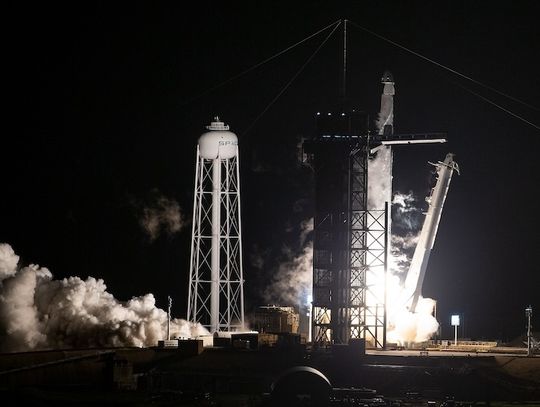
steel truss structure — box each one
[349,149,388,347]
[188,146,245,332]
[308,133,388,347]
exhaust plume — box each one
[0,243,207,353]
[261,148,440,344]
[368,149,439,344]
[263,218,313,307]
[393,191,423,231]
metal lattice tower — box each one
[349,147,388,347]
[304,117,388,347]
[187,117,245,333]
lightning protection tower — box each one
[188,117,245,333]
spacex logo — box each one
[219,140,238,146]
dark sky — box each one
[3,1,539,342]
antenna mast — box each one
[167,296,172,340]
[342,19,348,102]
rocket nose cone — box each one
[381,70,394,83]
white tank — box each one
[198,117,238,159]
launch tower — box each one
[304,110,390,347]
[188,117,245,333]
[305,72,446,348]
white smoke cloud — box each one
[0,263,49,351]
[0,244,19,281]
[367,149,439,345]
[250,251,265,270]
[392,233,420,251]
[139,192,185,242]
[368,146,393,210]
[390,233,420,277]
[386,297,439,344]
[264,219,313,307]
[299,218,314,246]
[0,244,207,353]
[393,191,422,231]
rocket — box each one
[404,153,460,313]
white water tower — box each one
[187,117,245,333]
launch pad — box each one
[1,343,539,406]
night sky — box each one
[3,2,539,342]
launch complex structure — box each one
[302,71,455,348]
[303,22,458,348]
[186,21,460,349]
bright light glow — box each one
[368,147,440,345]
[255,147,443,346]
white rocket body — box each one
[404,153,459,313]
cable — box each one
[180,19,342,107]
[241,21,342,136]
[453,81,540,131]
[348,20,539,112]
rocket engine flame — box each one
[0,243,207,353]
[262,148,442,345]
[368,149,440,345]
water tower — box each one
[187,117,245,333]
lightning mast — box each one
[526,305,533,357]
[167,295,172,340]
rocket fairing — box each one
[404,153,460,313]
